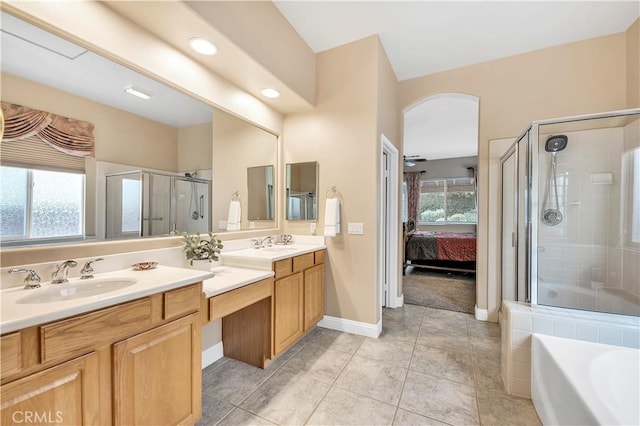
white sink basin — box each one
[17,277,138,304]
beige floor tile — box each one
[473,356,506,393]
[216,408,276,426]
[312,328,366,354]
[355,336,415,368]
[382,317,422,343]
[410,344,474,384]
[422,307,470,332]
[469,335,501,360]
[239,370,329,425]
[202,358,276,404]
[280,343,352,384]
[399,370,479,425]
[384,304,426,322]
[392,408,450,426]
[306,387,396,426]
[476,388,541,426]
[416,325,471,355]
[466,318,501,339]
[334,355,408,405]
[196,395,234,426]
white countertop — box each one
[202,266,275,298]
[221,243,326,271]
[0,265,213,334]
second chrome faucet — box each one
[51,260,78,284]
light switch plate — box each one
[310,222,317,234]
[347,223,364,234]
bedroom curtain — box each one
[404,171,422,224]
[1,102,95,157]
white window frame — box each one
[418,177,477,225]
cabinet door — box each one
[274,273,303,355]
[1,352,101,425]
[113,313,201,426]
[304,264,324,332]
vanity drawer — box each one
[274,258,293,279]
[1,332,22,379]
[314,250,325,265]
[209,278,273,321]
[164,283,202,320]
[293,253,314,273]
[40,298,153,363]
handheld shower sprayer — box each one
[542,135,568,226]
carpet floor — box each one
[403,266,476,314]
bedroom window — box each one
[0,166,85,242]
[419,177,477,224]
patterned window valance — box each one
[1,102,95,157]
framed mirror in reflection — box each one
[0,12,278,246]
[286,162,318,221]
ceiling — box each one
[0,12,212,128]
[275,1,638,163]
[275,1,639,81]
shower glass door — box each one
[501,149,518,302]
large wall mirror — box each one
[0,11,277,246]
[286,162,318,220]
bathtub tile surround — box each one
[501,300,640,399]
[199,304,540,426]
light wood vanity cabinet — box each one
[273,250,324,356]
[0,282,202,426]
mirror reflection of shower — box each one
[105,170,211,238]
[541,135,568,226]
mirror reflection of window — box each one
[0,166,84,242]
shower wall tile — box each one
[598,326,624,346]
[575,323,598,343]
[622,328,640,349]
[552,320,576,338]
[532,317,553,335]
[512,313,532,332]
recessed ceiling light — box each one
[188,37,218,56]
[124,86,153,100]
[260,88,280,99]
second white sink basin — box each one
[17,277,138,304]
[261,246,297,253]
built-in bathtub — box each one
[531,333,640,426]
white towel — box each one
[324,198,340,237]
[226,200,241,231]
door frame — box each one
[379,134,401,310]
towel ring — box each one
[231,190,240,201]
[325,186,341,199]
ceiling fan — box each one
[403,155,427,167]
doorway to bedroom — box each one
[402,93,479,314]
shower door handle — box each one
[200,195,204,219]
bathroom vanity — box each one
[0,267,211,425]
[202,244,325,368]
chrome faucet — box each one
[261,236,274,248]
[51,260,77,284]
[251,238,263,249]
[9,268,42,289]
[80,258,104,280]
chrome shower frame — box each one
[500,108,640,308]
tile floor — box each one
[198,304,541,426]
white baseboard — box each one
[202,341,224,369]
[475,305,489,321]
[394,294,404,308]
[318,315,382,338]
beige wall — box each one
[212,109,278,232]
[178,123,214,173]
[627,18,640,108]
[399,33,628,315]
[284,36,381,324]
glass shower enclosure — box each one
[501,108,640,317]
[106,171,211,239]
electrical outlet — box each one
[347,223,364,234]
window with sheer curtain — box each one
[419,177,477,224]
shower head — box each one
[545,135,568,153]
[184,171,197,179]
